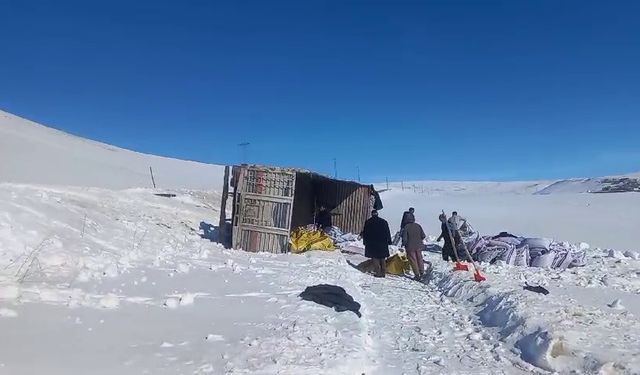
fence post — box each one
[149,167,156,189]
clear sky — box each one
[1,0,639,182]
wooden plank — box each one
[241,192,295,204]
[218,166,230,247]
[284,173,296,253]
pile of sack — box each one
[290,226,335,253]
[462,230,587,270]
[356,252,413,275]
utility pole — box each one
[357,166,361,182]
[333,158,337,179]
[238,142,250,164]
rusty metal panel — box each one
[232,165,295,253]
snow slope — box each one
[0,110,224,189]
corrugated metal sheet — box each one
[315,178,371,234]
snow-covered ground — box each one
[1,182,639,374]
[0,110,224,189]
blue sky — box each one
[1,0,639,182]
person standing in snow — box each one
[437,214,458,262]
[448,211,467,256]
[400,207,415,230]
[316,205,332,233]
[448,211,467,233]
[361,210,392,278]
[402,216,426,280]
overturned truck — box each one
[218,164,381,253]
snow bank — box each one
[427,249,640,373]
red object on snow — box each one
[473,270,486,282]
[453,261,469,271]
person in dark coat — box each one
[316,205,332,232]
[402,216,426,280]
[400,207,415,230]
[361,210,391,277]
[437,214,458,262]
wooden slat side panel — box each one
[233,165,296,253]
[236,229,288,253]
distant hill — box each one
[535,173,640,195]
[0,110,224,190]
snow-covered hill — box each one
[377,180,551,196]
[0,110,224,190]
[535,173,640,194]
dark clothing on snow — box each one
[402,222,426,252]
[316,209,332,229]
[523,284,550,295]
[361,216,391,259]
[400,211,415,230]
[299,284,361,317]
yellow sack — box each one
[290,227,335,253]
[385,252,412,275]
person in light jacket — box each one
[402,216,426,280]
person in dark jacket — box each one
[402,216,426,280]
[400,207,415,230]
[361,210,391,277]
[437,214,458,262]
[316,205,332,232]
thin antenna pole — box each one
[238,142,250,164]
[333,158,337,179]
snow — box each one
[0,110,223,189]
[0,308,18,318]
[1,110,639,373]
[0,182,638,374]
